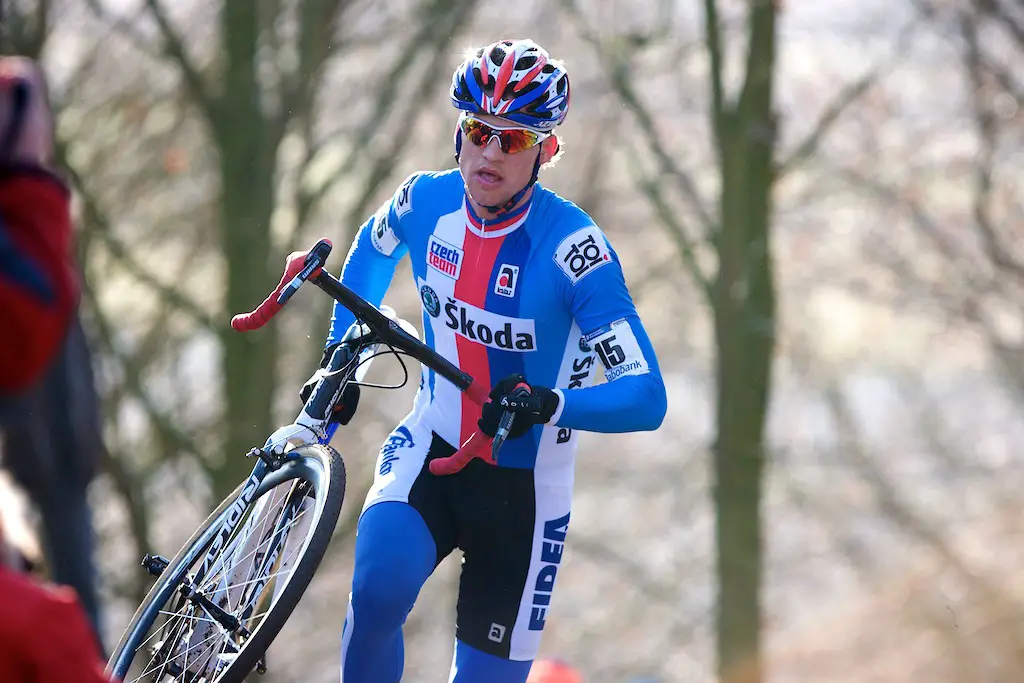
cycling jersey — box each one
[328,169,666,479]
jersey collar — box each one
[464,190,533,239]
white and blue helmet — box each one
[450,39,571,132]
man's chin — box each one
[467,185,512,212]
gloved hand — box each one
[298,343,361,426]
[478,374,559,440]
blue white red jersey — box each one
[328,169,665,476]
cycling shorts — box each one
[359,415,573,661]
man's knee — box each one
[349,502,435,626]
[350,557,423,624]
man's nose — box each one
[481,136,505,160]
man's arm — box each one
[326,174,419,343]
[550,225,667,433]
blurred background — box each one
[2,0,1023,681]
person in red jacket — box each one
[0,56,77,396]
[0,512,113,682]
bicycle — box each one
[106,238,504,683]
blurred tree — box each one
[74,0,480,499]
[839,0,1024,398]
[141,0,364,497]
[0,0,51,56]
[561,1,878,681]
[699,4,778,682]
[562,2,778,680]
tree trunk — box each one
[213,1,280,498]
[711,2,778,682]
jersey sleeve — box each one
[548,224,667,433]
[326,173,419,344]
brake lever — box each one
[489,383,531,462]
[491,410,515,461]
[277,239,333,306]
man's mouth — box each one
[476,169,503,186]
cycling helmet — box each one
[450,39,570,132]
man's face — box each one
[458,113,552,212]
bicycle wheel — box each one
[107,444,346,683]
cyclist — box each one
[319,38,667,683]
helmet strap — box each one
[454,127,463,162]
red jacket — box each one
[0,565,113,682]
[0,167,78,393]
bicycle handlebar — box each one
[230,239,495,474]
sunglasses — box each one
[459,114,552,155]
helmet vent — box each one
[515,55,538,70]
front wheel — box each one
[107,444,346,683]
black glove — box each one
[299,343,361,426]
[478,374,559,440]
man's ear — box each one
[539,135,560,165]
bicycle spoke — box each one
[133,626,224,683]
[197,500,310,597]
[129,605,192,675]
[197,503,312,615]
[155,610,218,625]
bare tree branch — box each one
[626,144,713,297]
[629,255,687,303]
[281,0,349,131]
[82,0,163,60]
[979,0,1024,49]
[58,150,220,332]
[340,0,479,233]
[83,281,209,466]
[776,69,879,177]
[702,0,726,146]
[100,443,153,601]
[143,0,217,121]
[960,9,1024,284]
[291,0,481,251]
[820,378,1024,659]
[558,0,716,234]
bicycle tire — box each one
[106,444,346,682]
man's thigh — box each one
[452,463,573,662]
